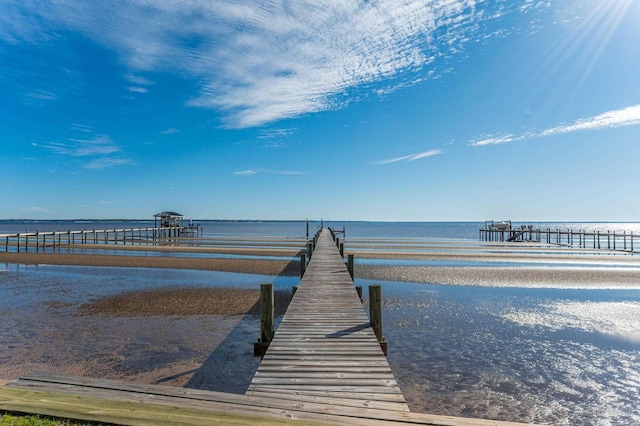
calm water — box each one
[3,219,640,240]
[1,220,640,424]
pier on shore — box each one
[0,225,202,253]
[480,221,637,253]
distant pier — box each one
[480,221,637,253]
[0,225,202,253]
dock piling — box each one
[369,284,386,355]
[254,283,274,358]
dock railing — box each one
[0,225,202,253]
[480,226,637,253]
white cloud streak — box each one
[1,0,542,128]
[234,169,305,176]
[34,134,135,170]
[541,104,640,136]
[127,86,148,94]
[21,206,53,213]
[470,104,640,147]
[374,149,444,165]
[37,135,120,157]
[84,157,136,170]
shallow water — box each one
[363,280,640,424]
[1,265,639,425]
[357,257,640,269]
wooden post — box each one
[16,235,20,253]
[254,283,274,358]
[347,254,354,280]
[307,241,313,258]
[356,286,363,304]
[35,232,39,253]
[24,234,28,252]
[300,254,306,278]
[292,286,298,297]
[339,242,344,258]
[369,285,386,355]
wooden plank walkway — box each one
[2,372,535,425]
[247,229,409,413]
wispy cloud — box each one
[36,135,121,157]
[234,169,258,176]
[124,73,153,86]
[34,133,135,170]
[469,134,518,147]
[24,90,57,101]
[84,157,136,170]
[127,86,148,94]
[161,128,180,134]
[1,1,545,128]
[257,128,297,139]
[21,206,53,214]
[234,169,305,176]
[374,149,444,165]
[541,104,640,136]
[470,104,640,147]
[124,73,153,94]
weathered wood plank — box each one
[249,229,409,412]
[4,374,537,425]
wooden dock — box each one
[0,228,536,425]
[248,229,406,412]
[479,225,637,253]
[0,225,202,253]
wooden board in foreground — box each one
[2,373,538,425]
[0,387,324,426]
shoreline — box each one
[0,251,300,276]
[3,247,640,288]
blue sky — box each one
[1,0,639,221]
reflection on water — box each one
[1,265,639,425]
[366,280,640,425]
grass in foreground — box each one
[0,413,101,426]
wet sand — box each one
[357,265,640,288]
[0,251,300,276]
[2,244,640,399]
[77,287,290,317]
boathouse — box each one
[153,211,184,228]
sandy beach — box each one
[3,245,639,288]
[0,250,301,276]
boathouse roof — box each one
[153,211,183,218]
